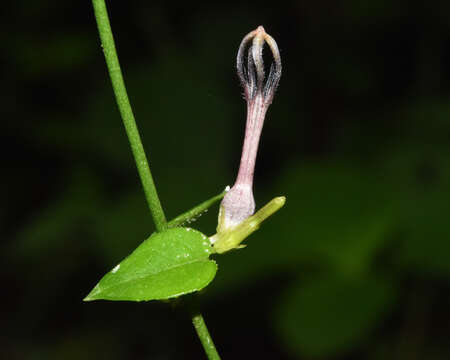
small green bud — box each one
[212,196,286,254]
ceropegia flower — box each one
[215,25,282,235]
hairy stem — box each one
[91,0,167,231]
[168,191,226,228]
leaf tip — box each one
[83,284,101,302]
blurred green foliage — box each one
[2,0,450,359]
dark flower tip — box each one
[236,25,282,104]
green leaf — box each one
[84,227,217,302]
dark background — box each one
[2,1,450,359]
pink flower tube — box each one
[216,26,282,234]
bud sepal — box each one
[211,196,286,254]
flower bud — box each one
[216,25,282,234]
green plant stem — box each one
[191,311,221,360]
[91,0,167,232]
[91,2,221,359]
[168,191,226,228]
